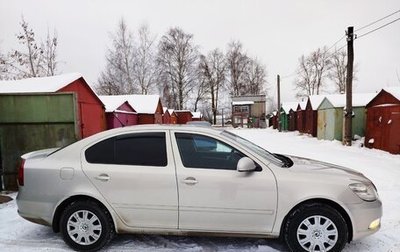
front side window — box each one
[85,132,167,166]
[175,133,245,170]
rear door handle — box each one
[95,174,110,182]
[183,177,198,185]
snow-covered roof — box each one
[297,101,307,110]
[383,87,400,101]
[174,110,192,114]
[192,111,202,119]
[167,109,175,115]
[281,102,299,113]
[308,95,326,109]
[0,73,83,93]
[323,93,376,108]
[100,94,161,114]
[163,107,168,113]
[99,96,132,113]
[232,101,254,105]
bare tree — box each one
[43,29,58,76]
[243,57,267,95]
[198,49,226,124]
[294,46,331,98]
[328,48,357,93]
[97,18,136,95]
[192,77,208,112]
[0,46,8,80]
[226,40,249,96]
[7,17,59,79]
[133,24,157,95]
[157,27,199,110]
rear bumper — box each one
[16,193,54,227]
[348,198,382,241]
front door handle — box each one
[95,174,110,182]
[183,177,198,185]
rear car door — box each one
[81,130,178,229]
[172,131,277,233]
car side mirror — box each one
[237,157,256,172]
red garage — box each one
[0,73,106,138]
[365,88,400,154]
[304,96,325,137]
[99,96,138,129]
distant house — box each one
[317,93,375,141]
[101,95,163,124]
[175,110,193,124]
[365,88,400,154]
[231,95,266,128]
[99,96,138,129]
[163,109,178,124]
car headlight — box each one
[349,182,378,202]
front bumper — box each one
[348,198,382,241]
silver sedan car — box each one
[17,125,382,252]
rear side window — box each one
[85,132,167,166]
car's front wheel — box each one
[284,203,348,252]
[60,200,114,251]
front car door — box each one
[81,130,178,229]
[171,130,277,234]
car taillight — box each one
[18,159,25,186]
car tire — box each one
[60,200,115,251]
[284,203,348,252]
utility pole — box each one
[277,74,281,132]
[344,26,354,146]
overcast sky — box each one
[0,0,399,102]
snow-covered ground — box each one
[1,128,399,251]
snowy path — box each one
[1,128,399,251]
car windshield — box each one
[221,130,284,167]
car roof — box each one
[86,124,224,142]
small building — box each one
[102,95,163,124]
[0,73,106,138]
[305,95,325,137]
[365,88,400,154]
[267,111,278,129]
[99,96,138,129]
[175,110,193,124]
[0,73,108,190]
[288,107,297,131]
[231,95,266,128]
[280,102,299,131]
[163,109,178,124]
[191,111,203,121]
[296,102,307,133]
[317,94,375,141]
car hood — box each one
[287,155,365,178]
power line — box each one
[355,9,400,32]
[357,17,400,39]
[279,10,400,81]
[281,71,297,80]
[326,35,346,52]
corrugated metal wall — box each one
[0,93,78,190]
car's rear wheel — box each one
[60,201,114,251]
[284,203,348,252]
